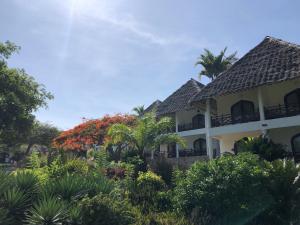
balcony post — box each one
[175,113,179,159]
[258,87,265,121]
[205,99,213,159]
[258,87,267,135]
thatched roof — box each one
[157,78,205,116]
[191,36,300,102]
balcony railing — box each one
[177,123,205,132]
[265,103,300,120]
[211,112,260,127]
[168,149,207,158]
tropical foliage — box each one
[53,114,136,151]
[234,136,287,161]
[132,105,145,117]
[108,113,186,158]
[195,47,237,80]
[0,41,53,152]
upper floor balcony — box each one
[211,86,300,128]
[177,114,205,132]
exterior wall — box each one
[215,78,300,116]
[218,131,262,153]
[261,79,300,107]
[176,108,205,126]
[268,126,300,152]
[181,135,205,149]
[216,89,258,115]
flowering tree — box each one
[53,114,136,151]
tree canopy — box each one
[53,114,136,151]
[108,113,186,157]
[0,41,53,149]
[195,47,238,80]
[132,105,145,117]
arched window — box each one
[193,138,207,155]
[292,134,300,162]
[231,100,255,123]
[284,89,300,115]
[192,114,205,129]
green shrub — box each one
[12,170,40,196]
[78,194,136,225]
[1,188,30,224]
[235,136,287,161]
[250,159,300,225]
[137,171,165,191]
[174,153,272,225]
[27,151,46,169]
[47,158,89,179]
[152,157,173,186]
[26,197,67,225]
[135,212,191,225]
[129,171,166,212]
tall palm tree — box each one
[108,113,186,158]
[132,105,145,117]
[195,47,238,80]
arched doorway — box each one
[292,133,300,162]
[193,138,207,156]
[284,89,300,116]
[192,114,205,129]
[231,100,255,123]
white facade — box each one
[160,78,300,162]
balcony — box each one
[177,122,205,132]
[265,103,300,120]
[167,148,207,158]
[211,112,260,127]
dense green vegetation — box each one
[1,148,300,225]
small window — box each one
[192,114,205,129]
[193,138,207,155]
[231,100,255,123]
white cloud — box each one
[68,0,207,48]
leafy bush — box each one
[26,197,67,225]
[235,136,287,161]
[1,188,30,223]
[78,194,136,225]
[135,212,191,225]
[174,153,272,225]
[47,158,89,179]
[129,171,166,212]
[12,170,40,197]
[152,157,173,186]
[137,171,165,191]
[250,159,300,225]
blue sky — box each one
[1,0,300,129]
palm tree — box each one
[132,105,145,117]
[108,113,186,158]
[195,47,238,80]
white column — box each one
[205,99,213,159]
[258,87,265,121]
[257,87,267,136]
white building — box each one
[150,36,300,166]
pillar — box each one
[205,99,213,159]
[257,87,267,136]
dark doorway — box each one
[231,100,256,123]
